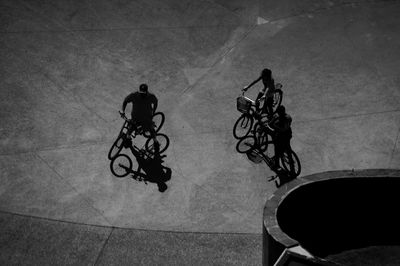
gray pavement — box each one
[1,0,399,265]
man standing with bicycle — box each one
[268,105,293,170]
[121,83,159,152]
[242,68,276,117]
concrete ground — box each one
[0,0,399,265]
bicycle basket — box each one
[237,96,253,114]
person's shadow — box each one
[132,150,172,192]
[246,149,296,188]
[267,167,296,188]
[123,137,172,192]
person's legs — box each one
[126,114,139,138]
[255,92,263,109]
[126,121,134,137]
[274,135,284,168]
[123,119,136,148]
[264,96,273,117]
[285,137,295,175]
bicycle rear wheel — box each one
[145,133,170,154]
[110,154,133,178]
[280,149,301,177]
[108,134,125,160]
[236,135,256,153]
[233,114,253,139]
[272,89,283,113]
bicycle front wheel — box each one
[145,133,170,154]
[110,154,133,178]
[233,114,253,139]
[280,149,301,177]
[236,135,256,154]
[108,134,125,160]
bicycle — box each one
[108,111,167,160]
[235,125,301,177]
[233,83,282,140]
[235,131,273,155]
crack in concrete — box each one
[389,126,400,167]
[0,209,261,235]
[34,152,114,227]
[93,227,114,266]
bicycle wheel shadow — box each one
[246,149,296,188]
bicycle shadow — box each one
[132,151,172,193]
[116,135,172,193]
[246,149,296,188]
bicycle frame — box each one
[241,82,282,116]
[119,112,149,137]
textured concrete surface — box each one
[0,211,110,265]
[0,211,261,266]
[1,0,400,264]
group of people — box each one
[242,68,293,170]
[119,67,292,172]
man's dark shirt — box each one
[123,92,158,122]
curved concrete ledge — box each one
[263,169,400,266]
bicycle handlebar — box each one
[119,111,129,121]
[239,91,265,106]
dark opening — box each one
[277,177,400,257]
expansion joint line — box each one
[94,227,114,266]
[180,23,257,96]
[389,126,400,167]
[34,152,113,226]
[3,46,108,126]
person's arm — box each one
[242,76,261,92]
[122,93,133,113]
[152,96,158,114]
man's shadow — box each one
[125,138,172,192]
[246,149,296,188]
[133,151,172,192]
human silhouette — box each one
[242,68,277,117]
[130,144,171,192]
[122,83,159,152]
[268,105,293,169]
